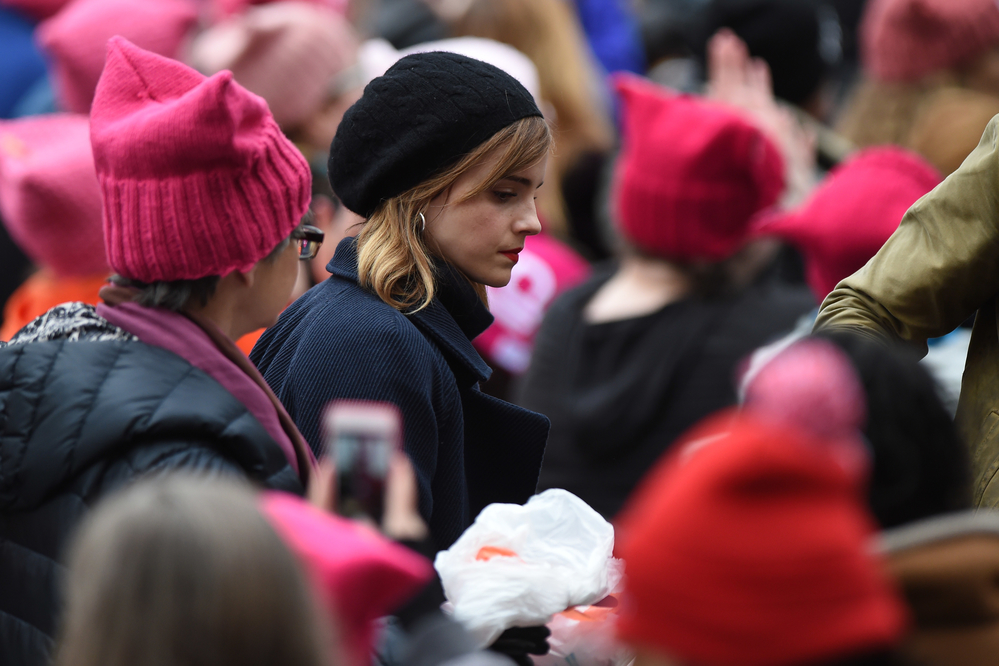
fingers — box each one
[381,452,429,541]
[307,456,337,513]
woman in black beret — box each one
[252,52,553,550]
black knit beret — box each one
[328,51,543,218]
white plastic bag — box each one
[433,489,624,647]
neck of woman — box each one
[583,253,693,324]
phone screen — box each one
[323,401,401,523]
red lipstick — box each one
[501,250,520,264]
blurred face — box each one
[425,150,547,288]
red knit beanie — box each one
[861,0,999,82]
[753,147,940,302]
[90,37,311,283]
[612,74,784,263]
[37,0,198,114]
[0,114,108,277]
[615,412,907,666]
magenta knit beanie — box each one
[0,113,108,277]
[90,37,311,283]
[613,74,785,263]
[862,0,999,82]
[37,0,199,114]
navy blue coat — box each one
[252,238,549,547]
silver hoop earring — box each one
[417,211,426,232]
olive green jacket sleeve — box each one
[815,114,999,508]
[815,115,999,354]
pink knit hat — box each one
[90,37,311,282]
[36,0,198,113]
[0,114,108,277]
[752,147,941,302]
[613,74,785,263]
[260,492,433,666]
[862,0,999,82]
[190,1,358,129]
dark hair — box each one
[110,274,222,312]
[816,331,971,528]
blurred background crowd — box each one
[3,0,999,665]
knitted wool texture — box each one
[90,37,311,283]
[753,147,940,302]
[613,74,784,263]
[862,0,999,82]
[329,51,542,218]
[37,0,198,114]
[0,114,108,277]
[615,411,907,666]
[190,1,358,129]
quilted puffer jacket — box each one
[0,304,303,666]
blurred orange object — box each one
[1,271,108,341]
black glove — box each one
[488,626,551,666]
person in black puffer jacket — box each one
[0,38,320,666]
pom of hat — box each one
[36,0,199,114]
[0,114,108,277]
[861,0,999,82]
[190,1,358,129]
[753,147,940,302]
[90,37,311,283]
[259,492,433,666]
[612,74,785,263]
[615,411,908,666]
[329,51,543,218]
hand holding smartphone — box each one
[323,400,402,524]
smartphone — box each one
[323,400,402,523]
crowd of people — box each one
[1,0,999,665]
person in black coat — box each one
[518,74,815,519]
[252,52,552,548]
[0,38,321,666]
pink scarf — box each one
[97,290,314,482]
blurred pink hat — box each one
[260,492,433,666]
[190,1,358,128]
[0,113,108,277]
[36,0,198,113]
[862,0,999,82]
[753,147,941,302]
[211,0,346,21]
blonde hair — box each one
[54,476,335,666]
[356,115,552,312]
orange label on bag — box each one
[475,546,519,561]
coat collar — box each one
[328,238,494,385]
